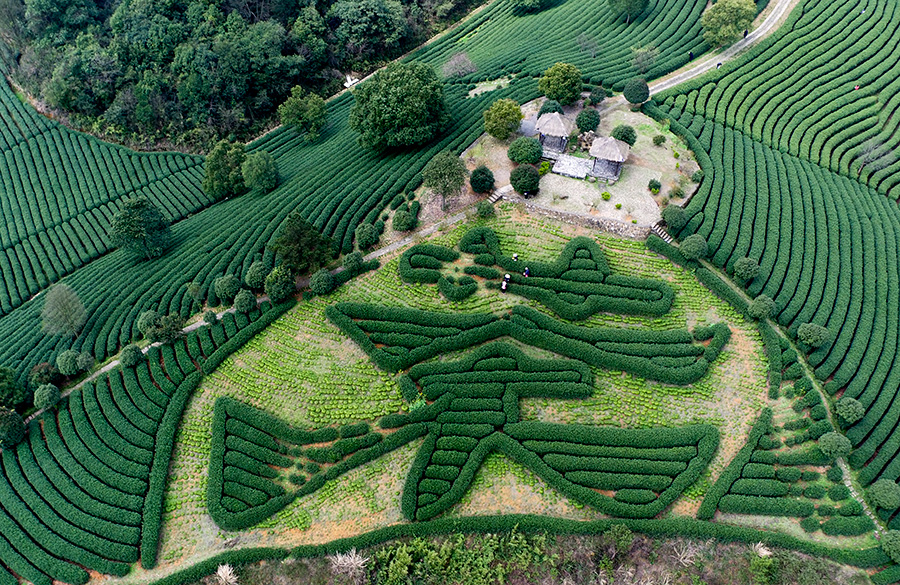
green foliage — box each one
[623,78,649,105]
[147,313,187,345]
[538,63,583,105]
[797,322,830,348]
[29,362,59,389]
[331,0,407,54]
[652,134,666,146]
[0,407,24,448]
[423,152,468,210]
[203,310,219,325]
[749,554,780,585]
[576,108,600,132]
[882,531,900,563]
[662,205,686,231]
[701,0,756,47]
[241,151,279,193]
[56,348,81,376]
[818,432,852,461]
[392,210,416,232]
[137,310,161,338]
[868,479,900,510]
[511,0,550,12]
[476,201,496,218]
[680,234,708,260]
[278,86,327,141]
[203,140,246,200]
[349,62,448,150]
[733,257,760,282]
[265,266,296,303]
[33,383,60,410]
[120,344,144,367]
[245,261,268,291]
[470,165,496,194]
[828,484,850,501]
[343,252,365,274]
[748,295,776,320]
[214,274,242,304]
[601,524,634,557]
[483,98,523,140]
[607,0,649,22]
[40,284,86,337]
[538,100,564,117]
[508,137,544,165]
[586,87,606,107]
[309,269,336,296]
[691,169,704,182]
[648,178,662,193]
[836,397,864,425]
[76,351,94,372]
[110,196,172,260]
[233,289,257,313]
[269,211,334,274]
[611,124,637,146]
[510,165,541,195]
[355,223,379,250]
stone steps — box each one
[650,221,674,243]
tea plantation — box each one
[652,0,900,548]
[2,0,900,582]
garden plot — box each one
[143,206,769,580]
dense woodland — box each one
[0,0,480,149]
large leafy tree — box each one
[0,367,25,409]
[329,0,407,57]
[242,151,279,193]
[110,196,172,260]
[483,98,523,141]
[701,0,756,47]
[268,211,334,274]
[607,0,649,23]
[422,152,467,211]
[203,140,246,200]
[537,62,583,105]
[348,62,449,150]
[40,283,86,337]
[278,86,327,141]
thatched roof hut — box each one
[589,137,631,162]
[535,113,575,137]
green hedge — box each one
[698,408,772,519]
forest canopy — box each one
[0,0,480,149]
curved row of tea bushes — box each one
[646,100,900,520]
[0,301,289,583]
[207,397,429,531]
[327,302,728,385]
[655,0,900,198]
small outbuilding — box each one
[588,137,631,181]
[535,113,575,159]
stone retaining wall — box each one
[500,194,650,240]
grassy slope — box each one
[141,205,768,581]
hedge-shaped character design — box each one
[208,344,719,527]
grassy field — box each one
[132,205,771,581]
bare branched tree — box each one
[327,548,369,585]
[857,137,898,175]
[215,564,238,585]
[670,539,698,567]
[577,33,599,59]
[442,52,477,77]
[631,45,659,74]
